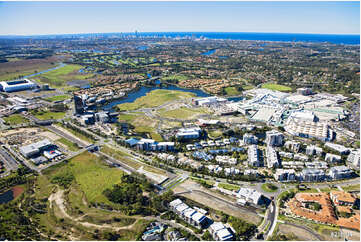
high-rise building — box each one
[265,130,284,147]
[74,94,84,114]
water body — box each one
[102,85,210,111]
[137,46,149,50]
[201,49,216,56]
[23,63,66,79]
[0,189,14,204]
[124,32,360,45]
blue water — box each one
[102,84,210,111]
[125,32,360,45]
[201,49,216,55]
[23,63,66,78]
[138,46,149,50]
[0,190,14,204]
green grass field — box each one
[67,151,124,204]
[56,137,80,152]
[224,86,242,96]
[101,145,166,175]
[208,130,223,138]
[158,107,208,120]
[118,113,163,141]
[261,183,279,192]
[3,114,29,125]
[34,111,66,120]
[45,94,71,102]
[218,183,240,191]
[342,184,360,192]
[261,83,292,92]
[117,89,196,111]
[161,74,189,82]
[35,64,93,88]
[56,123,95,143]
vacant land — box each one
[342,184,360,192]
[3,114,29,125]
[118,113,162,141]
[224,86,242,96]
[218,183,240,191]
[117,89,196,111]
[261,83,292,92]
[158,107,208,120]
[56,137,80,152]
[35,64,93,88]
[101,145,141,170]
[65,151,124,205]
[34,111,66,120]
[45,94,71,102]
[0,57,59,81]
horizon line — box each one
[0,31,360,37]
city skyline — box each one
[0,1,360,36]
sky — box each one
[0,1,359,35]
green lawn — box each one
[158,107,208,120]
[261,83,292,92]
[218,183,240,191]
[224,86,242,96]
[56,137,80,152]
[3,114,29,125]
[261,183,279,192]
[34,111,66,120]
[117,89,196,111]
[45,94,71,102]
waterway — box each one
[102,84,244,111]
[102,84,210,111]
[201,49,216,56]
[23,63,66,79]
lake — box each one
[102,84,244,111]
[0,189,14,204]
[102,84,210,111]
[201,49,216,56]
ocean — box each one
[130,32,360,45]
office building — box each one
[19,139,54,158]
[74,94,85,114]
[176,127,201,140]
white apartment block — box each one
[265,130,284,147]
[266,146,280,168]
[247,145,262,167]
